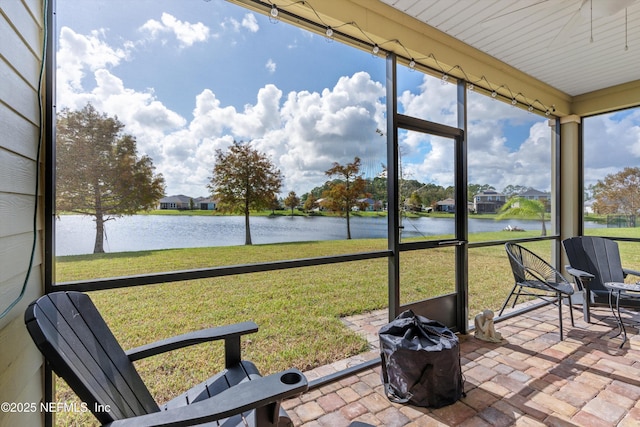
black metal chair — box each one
[562,236,640,346]
[500,242,575,340]
[25,291,307,426]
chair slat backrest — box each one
[25,291,159,424]
[505,243,528,284]
[562,236,625,293]
[505,243,568,286]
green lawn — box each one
[53,227,640,424]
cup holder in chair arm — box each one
[280,370,305,385]
[230,368,308,403]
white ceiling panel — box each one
[380,0,640,96]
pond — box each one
[55,214,603,256]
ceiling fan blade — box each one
[581,0,638,19]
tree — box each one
[283,191,300,215]
[502,184,528,198]
[497,197,548,236]
[367,175,387,205]
[268,194,281,214]
[357,198,371,212]
[584,183,597,205]
[407,192,423,212]
[56,104,165,254]
[303,193,318,212]
[306,175,387,208]
[592,167,640,215]
[407,181,451,210]
[208,141,283,245]
[322,157,368,239]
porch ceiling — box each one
[380,0,640,97]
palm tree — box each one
[497,197,548,236]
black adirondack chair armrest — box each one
[565,266,595,281]
[103,368,308,427]
[125,321,258,362]
[622,267,640,279]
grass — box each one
[54,227,640,425]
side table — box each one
[604,282,640,348]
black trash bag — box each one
[379,310,464,408]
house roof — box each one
[159,195,192,203]
[195,197,216,204]
[436,198,455,205]
[518,188,550,197]
[474,190,505,197]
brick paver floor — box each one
[283,303,640,426]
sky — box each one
[584,108,640,190]
[55,0,640,199]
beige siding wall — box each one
[0,0,45,426]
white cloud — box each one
[56,35,552,199]
[139,19,164,39]
[222,12,259,34]
[583,110,640,188]
[56,27,186,167]
[140,13,209,47]
[402,136,456,187]
[54,27,555,199]
[56,24,640,199]
[467,119,552,192]
[241,13,260,32]
[275,72,387,190]
[399,77,457,130]
[221,17,240,32]
[57,27,131,94]
[395,76,553,192]
[265,58,276,73]
[180,72,385,195]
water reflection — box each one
[56,214,602,256]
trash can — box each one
[379,310,464,408]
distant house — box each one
[517,188,550,201]
[584,199,594,214]
[355,197,377,212]
[196,197,217,210]
[436,198,456,212]
[159,195,218,210]
[435,198,474,213]
[516,188,551,212]
[473,190,506,214]
[315,198,330,212]
[158,195,193,210]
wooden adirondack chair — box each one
[562,236,640,323]
[24,291,308,426]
